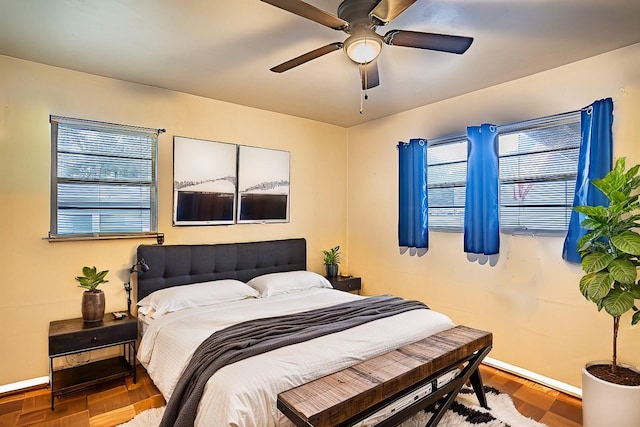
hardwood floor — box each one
[0,364,582,426]
[0,366,164,427]
[480,364,583,427]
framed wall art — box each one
[173,136,237,225]
[237,146,290,223]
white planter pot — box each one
[582,361,640,427]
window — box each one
[49,116,159,239]
[498,115,581,234]
[427,111,581,234]
[427,136,467,230]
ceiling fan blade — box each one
[370,0,418,25]
[384,30,473,54]
[359,60,380,90]
[270,42,343,73]
[261,0,348,30]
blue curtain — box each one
[464,124,499,255]
[398,139,428,249]
[562,98,614,263]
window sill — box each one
[44,232,163,243]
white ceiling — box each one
[1,0,639,127]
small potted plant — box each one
[575,158,640,426]
[75,266,109,322]
[322,246,341,278]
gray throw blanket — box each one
[160,294,429,427]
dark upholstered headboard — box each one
[135,238,307,301]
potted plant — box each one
[322,246,341,278]
[575,158,640,426]
[75,266,109,323]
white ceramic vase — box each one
[582,361,640,427]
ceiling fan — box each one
[261,0,474,91]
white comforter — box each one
[138,289,455,427]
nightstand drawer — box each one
[328,276,361,293]
[49,317,137,356]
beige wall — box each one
[347,43,640,388]
[0,55,349,385]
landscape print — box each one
[237,146,290,223]
[173,136,237,225]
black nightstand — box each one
[328,276,361,294]
[48,313,137,410]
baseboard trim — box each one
[484,357,582,398]
[0,376,48,396]
[0,359,583,399]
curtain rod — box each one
[411,107,585,147]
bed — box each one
[134,238,484,427]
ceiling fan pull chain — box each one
[360,88,370,114]
[360,60,370,114]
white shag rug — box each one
[118,386,546,427]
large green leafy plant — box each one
[75,266,109,292]
[576,158,640,375]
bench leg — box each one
[425,385,460,427]
[425,345,492,427]
[469,368,488,409]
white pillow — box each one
[137,279,258,318]
[246,271,333,298]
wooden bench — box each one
[277,325,492,427]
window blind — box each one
[427,137,467,230]
[498,117,580,234]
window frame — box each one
[426,110,582,235]
[49,115,161,241]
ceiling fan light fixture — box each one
[344,35,382,63]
